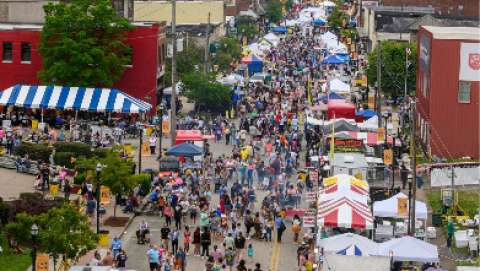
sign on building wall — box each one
[419,34,430,72]
[459,43,480,81]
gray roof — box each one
[376,13,479,33]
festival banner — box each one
[397,197,408,217]
[459,43,480,81]
[100,186,111,205]
[383,149,393,165]
[36,253,50,271]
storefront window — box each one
[458,81,471,103]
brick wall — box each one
[381,0,479,18]
[225,5,237,16]
[237,0,251,12]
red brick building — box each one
[0,22,166,111]
[416,26,480,159]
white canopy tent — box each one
[318,233,379,256]
[376,236,439,263]
[321,31,338,41]
[263,33,280,46]
[358,115,379,131]
[323,254,390,271]
[373,192,428,220]
[217,74,244,86]
[328,78,351,94]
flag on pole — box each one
[307,78,312,105]
[329,114,335,162]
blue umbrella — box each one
[320,92,345,103]
[321,54,346,65]
[166,142,203,157]
[356,109,377,119]
[313,18,327,26]
[272,26,287,33]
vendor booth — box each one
[263,33,280,46]
[327,78,351,95]
[175,130,207,145]
[327,100,355,120]
[323,254,390,271]
[321,54,346,65]
[166,142,203,157]
[272,26,287,34]
[375,236,439,263]
[319,92,344,103]
[318,233,378,256]
[373,192,428,220]
[0,84,152,113]
[240,55,263,76]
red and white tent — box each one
[317,197,374,229]
[338,131,395,146]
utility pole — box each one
[410,100,417,235]
[170,0,177,145]
[376,40,382,127]
[405,45,410,97]
[205,12,211,76]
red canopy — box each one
[176,130,204,144]
[327,100,355,120]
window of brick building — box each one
[21,42,31,62]
[458,81,471,103]
[2,42,13,62]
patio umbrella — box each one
[166,142,203,157]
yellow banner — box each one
[323,176,338,187]
[162,120,170,135]
[367,95,375,109]
[397,197,408,217]
[307,79,312,105]
[383,149,393,165]
[377,128,385,142]
[100,186,110,205]
[36,253,49,271]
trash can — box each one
[98,230,110,247]
[431,213,442,227]
[49,182,59,197]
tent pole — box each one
[41,109,44,123]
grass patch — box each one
[426,189,479,217]
[426,190,442,213]
[0,251,32,271]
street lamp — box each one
[96,162,103,234]
[31,223,38,271]
[157,102,165,169]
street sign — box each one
[100,186,110,205]
[384,149,393,165]
[306,192,317,203]
[303,209,316,228]
[36,253,49,271]
[377,127,385,142]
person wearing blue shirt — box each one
[111,236,122,259]
[147,245,159,271]
[149,189,158,203]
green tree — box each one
[39,0,132,87]
[5,205,97,269]
[265,0,283,23]
[182,72,232,113]
[37,205,97,268]
[284,0,294,11]
[366,41,417,98]
[165,42,204,87]
[213,37,242,73]
[236,16,259,42]
[327,6,347,31]
[76,148,136,217]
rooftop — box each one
[422,26,480,40]
[0,22,160,31]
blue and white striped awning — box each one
[0,85,152,113]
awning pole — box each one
[41,109,44,123]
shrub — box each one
[92,148,109,158]
[53,142,92,157]
[13,142,52,162]
[54,152,75,168]
[131,174,152,197]
[74,171,87,185]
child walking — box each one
[246,243,254,265]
